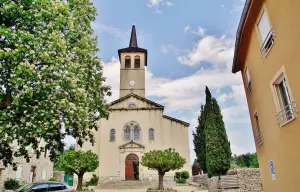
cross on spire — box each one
[129,25,138,48]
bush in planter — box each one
[4,178,22,190]
[176,178,186,184]
[85,174,99,186]
[175,172,181,179]
[48,177,58,181]
[180,171,190,179]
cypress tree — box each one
[193,105,207,173]
[205,87,231,177]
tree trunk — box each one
[158,171,165,190]
[76,172,84,191]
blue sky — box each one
[92,0,255,162]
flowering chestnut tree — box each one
[0,0,111,167]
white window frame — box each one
[41,169,47,181]
[15,165,23,180]
[256,5,275,57]
[270,66,297,126]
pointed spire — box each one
[129,25,138,48]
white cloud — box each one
[103,57,242,113]
[147,0,162,7]
[160,44,178,54]
[184,26,191,33]
[166,1,174,7]
[231,0,246,13]
[102,57,121,102]
[92,23,129,38]
[178,34,234,68]
[192,26,206,37]
[147,0,174,13]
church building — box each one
[80,25,191,181]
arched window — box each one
[125,56,131,68]
[149,128,154,141]
[110,129,115,142]
[124,126,131,141]
[134,126,140,140]
[134,55,140,68]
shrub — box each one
[48,177,58,181]
[180,171,190,179]
[85,174,99,186]
[175,172,181,179]
[4,178,22,190]
[176,178,186,184]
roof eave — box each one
[232,0,252,73]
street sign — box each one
[269,160,276,180]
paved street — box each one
[95,186,208,192]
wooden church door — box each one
[125,154,139,180]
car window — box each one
[16,183,36,192]
[32,183,49,192]
[49,183,66,191]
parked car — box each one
[15,181,74,192]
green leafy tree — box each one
[205,87,232,177]
[141,148,186,190]
[57,150,99,191]
[243,153,251,168]
[0,0,110,167]
[249,153,259,168]
[193,104,207,173]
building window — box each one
[41,169,47,181]
[134,126,140,140]
[125,56,131,68]
[245,67,252,94]
[257,8,275,57]
[124,126,131,141]
[110,129,116,142]
[254,112,263,146]
[149,128,154,141]
[273,74,297,125]
[128,103,136,108]
[134,55,140,68]
[15,165,23,180]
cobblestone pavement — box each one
[95,186,208,192]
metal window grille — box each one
[276,102,298,126]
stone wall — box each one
[236,168,262,192]
[205,168,263,192]
[192,174,208,188]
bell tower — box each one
[118,25,148,98]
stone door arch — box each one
[125,154,139,180]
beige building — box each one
[0,152,53,190]
[80,25,191,181]
[232,0,300,191]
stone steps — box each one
[97,180,176,189]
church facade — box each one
[80,25,191,181]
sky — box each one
[90,0,255,162]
